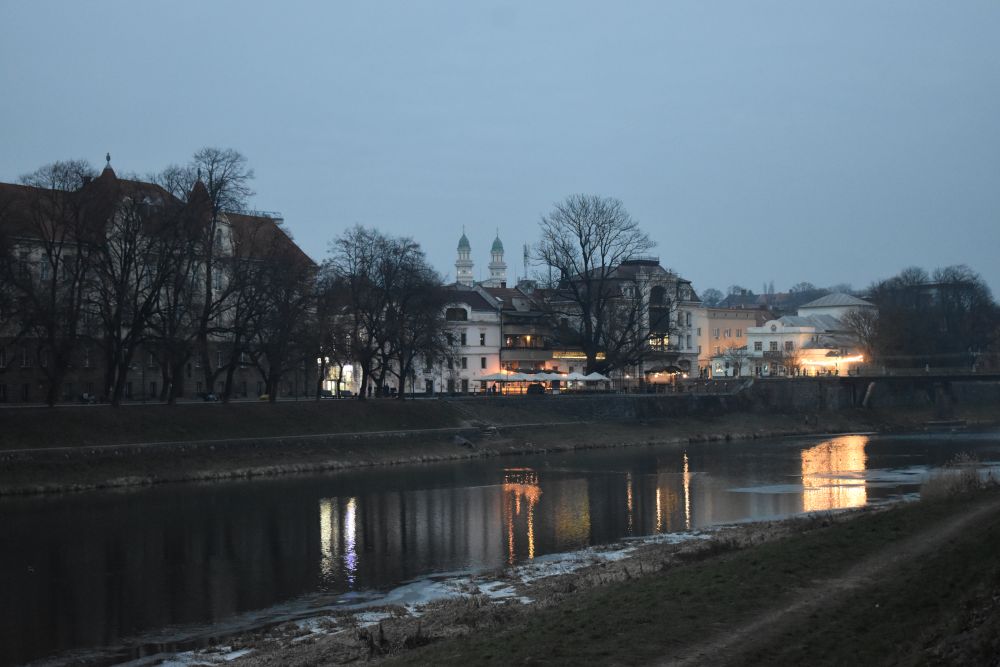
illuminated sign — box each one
[552,351,605,360]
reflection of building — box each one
[801,435,868,512]
[503,468,542,562]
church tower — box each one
[486,233,507,287]
[455,230,474,286]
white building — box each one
[718,293,875,377]
[421,284,503,394]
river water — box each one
[2,430,999,665]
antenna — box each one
[523,244,529,280]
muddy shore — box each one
[1,400,997,496]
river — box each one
[2,430,998,665]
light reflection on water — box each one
[3,430,999,666]
[801,435,869,512]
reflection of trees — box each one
[801,435,869,512]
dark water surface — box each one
[2,430,999,665]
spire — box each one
[487,230,507,287]
[99,151,116,179]
[455,228,474,286]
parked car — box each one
[79,393,98,404]
[526,382,546,396]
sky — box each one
[2,1,999,295]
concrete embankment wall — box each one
[742,378,1000,413]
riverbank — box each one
[1,399,998,495]
[168,483,1000,666]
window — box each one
[425,379,433,393]
[83,348,90,368]
[480,357,486,369]
[149,381,157,398]
[20,348,31,368]
[461,379,469,393]
[724,329,731,338]
[736,328,742,338]
[213,270,222,291]
[216,350,223,368]
[686,334,692,349]
[770,341,779,352]
[445,308,467,321]
[423,356,433,372]
[148,353,157,369]
[754,342,763,351]
[784,341,794,352]
[240,352,249,368]
[713,328,720,339]
[714,346,721,355]
[696,327,702,336]
[461,357,468,369]
[40,261,50,281]
[447,358,453,370]
[479,332,486,346]
[21,383,29,401]
[460,332,467,346]
[685,312,692,327]
[196,381,203,394]
[0,348,5,368]
[0,384,6,402]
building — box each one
[715,293,875,377]
[695,306,771,377]
[420,284,503,394]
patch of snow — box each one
[354,611,393,627]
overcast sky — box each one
[3,1,999,295]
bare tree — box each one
[700,288,723,307]
[720,345,750,377]
[91,181,191,405]
[841,308,879,365]
[0,160,100,405]
[155,148,255,394]
[535,194,655,373]
[245,224,317,402]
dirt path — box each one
[658,496,1000,667]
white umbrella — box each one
[566,372,588,381]
[583,371,609,381]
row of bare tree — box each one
[0,149,316,406]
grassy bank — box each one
[382,488,1000,666]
